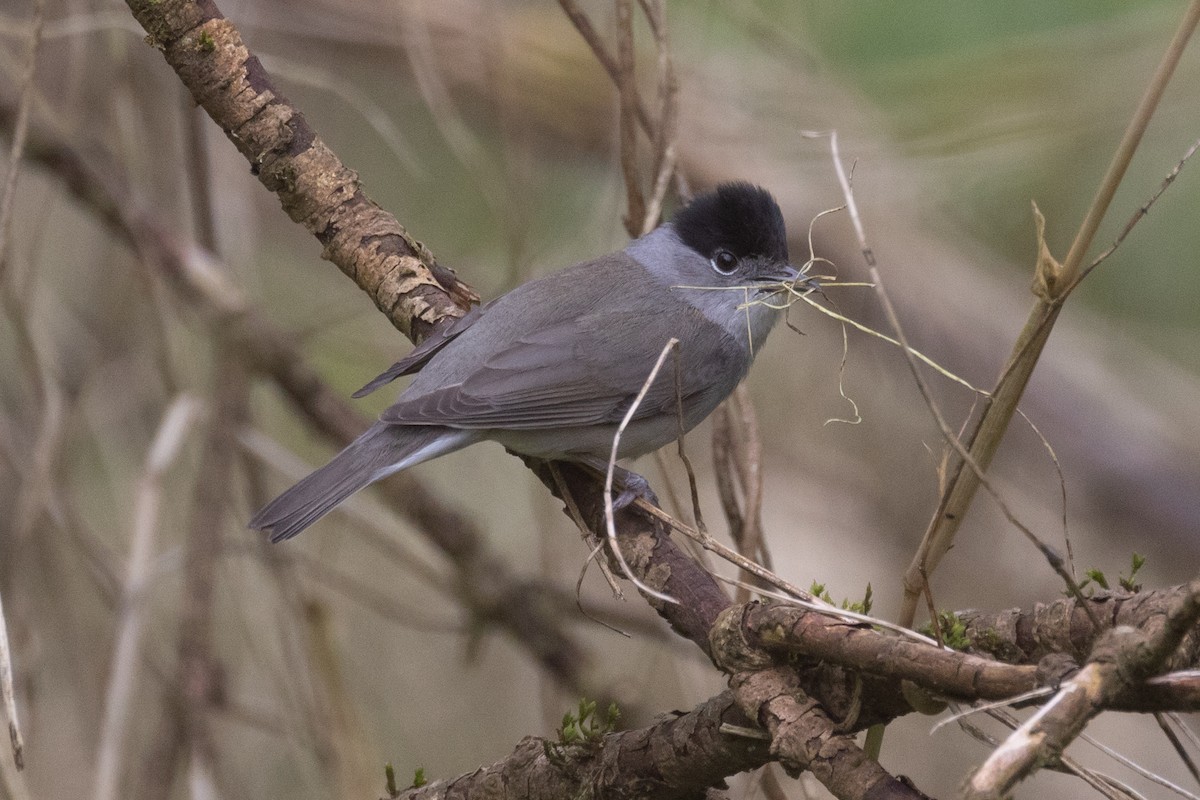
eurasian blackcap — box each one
[251,182,809,541]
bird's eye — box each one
[710,249,738,275]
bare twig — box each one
[1080,135,1200,284]
[0,2,46,770]
[0,0,42,285]
[547,462,625,599]
[1056,0,1200,296]
[1155,711,1200,789]
[638,0,678,233]
[827,130,872,266]
[713,387,769,604]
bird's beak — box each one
[792,270,821,293]
[764,263,819,292]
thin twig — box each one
[827,130,872,266]
[1156,711,1200,788]
[0,2,45,770]
[556,0,656,137]
[668,347,709,544]
[0,0,43,285]
[1079,135,1200,287]
[638,0,677,233]
[1077,726,1200,800]
[548,462,625,600]
[1055,0,1200,295]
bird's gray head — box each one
[628,182,803,347]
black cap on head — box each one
[670,182,788,264]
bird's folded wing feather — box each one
[379,306,739,430]
[352,303,491,398]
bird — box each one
[250,182,810,542]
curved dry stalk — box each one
[603,338,680,605]
[1080,134,1200,286]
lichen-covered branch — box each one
[400,691,768,800]
[957,583,1200,669]
[731,667,934,800]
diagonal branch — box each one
[400,691,768,800]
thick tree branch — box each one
[958,583,1200,668]
[712,587,1200,716]
[399,691,768,800]
[732,668,932,800]
[721,603,1036,702]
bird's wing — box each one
[379,304,740,430]
[352,303,491,398]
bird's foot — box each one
[574,457,659,512]
[611,468,659,512]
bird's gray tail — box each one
[249,422,475,542]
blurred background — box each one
[1,1,1198,798]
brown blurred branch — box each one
[614,0,645,234]
[557,0,656,137]
[0,0,43,773]
[94,396,202,800]
[713,385,769,604]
